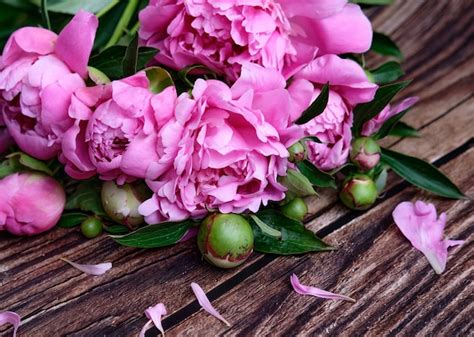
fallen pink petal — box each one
[139,303,167,337]
[191,282,231,327]
[61,258,112,276]
[290,274,356,302]
[392,201,465,274]
[0,311,21,337]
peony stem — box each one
[104,0,140,48]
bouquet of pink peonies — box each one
[0,0,465,271]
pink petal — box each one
[290,274,355,302]
[392,201,465,274]
[278,0,347,19]
[0,311,21,337]
[191,282,231,327]
[61,258,112,276]
[139,303,167,337]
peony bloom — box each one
[0,107,13,153]
[392,201,464,274]
[139,0,372,81]
[0,172,66,236]
[361,97,419,136]
[139,63,303,223]
[291,54,378,170]
[60,71,177,184]
[0,11,98,160]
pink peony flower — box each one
[0,172,66,236]
[0,107,13,153]
[291,54,378,170]
[392,201,464,274]
[138,0,372,81]
[60,71,177,184]
[139,63,303,223]
[0,11,98,160]
[361,97,419,136]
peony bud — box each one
[281,197,308,221]
[0,172,66,235]
[288,142,306,163]
[101,181,150,229]
[350,137,381,171]
[339,174,378,210]
[81,216,103,239]
[197,214,254,269]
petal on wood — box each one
[0,311,21,337]
[290,274,356,302]
[191,282,231,327]
[61,258,112,276]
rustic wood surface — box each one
[1,0,473,336]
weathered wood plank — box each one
[167,146,474,337]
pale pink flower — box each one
[392,201,465,274]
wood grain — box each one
[0,0,473,336]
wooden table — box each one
[1,1,473,336]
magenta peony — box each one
[0,172,66,236]
[0,108,13,153]
[139,63,304,223]
[138,0,372,81]
[0,11,98,160]
[60,71,177,184]
[290,54,378,170]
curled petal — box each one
[191,282,231,327]
[178,227,199,243]
[139,303,167,337]
[0,311,21,337]
[290,274,355,302]
[61,258,112,276]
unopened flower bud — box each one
[339,174,378,210]
[81,216,103,239]
[197,214,254,269]
[288,142,306,162]
[350,137,381,171]
[281,197,308,221]
[101,181,150,229]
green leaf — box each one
[111,220,196,248]
[374,167,388,193]
[279,169,317,197]
[296,160,337,189]
[295,83,329,125]
[30,0,119,15]
[249,214,282,240]
[103,224,129,235]
[371,32,403,59]
[146,67,174,94]
[251,210,332,255]
[353,81,411,135]
[122,34,139,77]
[65,180,106,216]
[381,148,465,199]
[57,212,89,228]
[6,152,53,175]
[88,66,111,85]
[178,65,217,88]
[373,101,416,140]
[370,61,404,85]
[388,122,420,138]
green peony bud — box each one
[101,181,150,229]
[350,137,381,171]
[339,174,378,210]
[81,216,103,239]
[288,142,306,162]
[197,214,254,269]
[281,197,308,221]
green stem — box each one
[104,0,140,48]
[96,0,120,19]
[130,21,140,36]
[41,0,51,30]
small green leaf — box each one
[279,169,317,197]
[111,220,196,248]
[295,83,330,125]
[381,148,465,199]
[65,180,106,216]
[122,34,139,77]
[296,160,337,189]
[251,210,332,255]
[353,81,411,135]
[178,65,217,88]
[146,66,174,94]
[103,224,129,235]
[374,167,388,193]
[249,214,282,240]
[370,61,404,85]
[371,32,403,59]
[388,122,420,138]
[57,212,89,228]
[31,0,119,15]
[6,152,52,175]
[88,66,111,85]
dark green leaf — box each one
[370,61,404,84]
[111,220,196,248]
[31,0,119,15]
[353,81,411,135]
[373,101,416,140]
[296,160,337,189]
[250,210,332,255]
[65,180,106,216]
[381,148,465,199]
[122,34,139,77]
[388,122,420,138]
[6,152,52,175]
[295,83,330,125]
[103,224,129,235]
[57,212,89,228]
[371,32,403,59]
